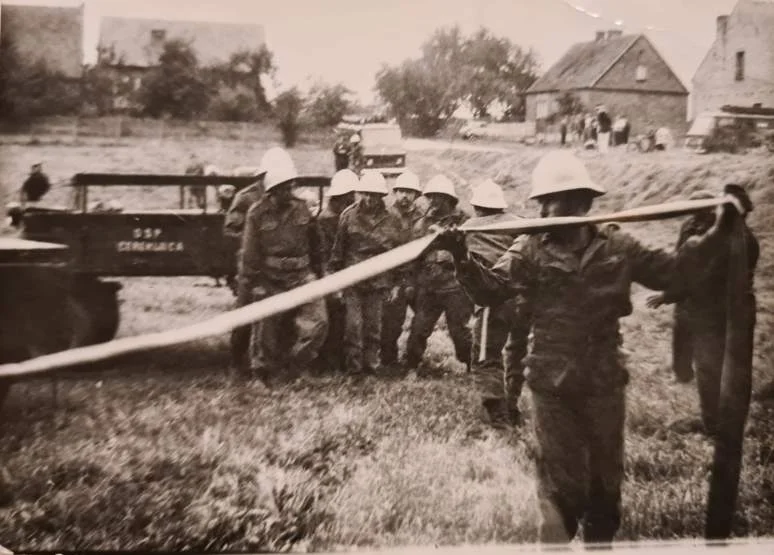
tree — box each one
[206,46,275,120]
[81,45,127,116]
[374,25,539,135]
[137,39,211,119]
[0,34,81,124]
[305,81,353,128]
[375,27,466,137]
[274,87,303,147]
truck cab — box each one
[335,121,407,177]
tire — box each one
[72,278,122,345]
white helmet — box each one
[529,151,606,200]
[356,170,388,195]
[260,147,298,192]
[328,169,358,197]
[349,133,361,144]
[470,179,507,210]
[203,164,220,176]
[423,174,458,200]
[393,170,422,193]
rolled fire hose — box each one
[0,195,753,541]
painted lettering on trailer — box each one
[116,241,185,252]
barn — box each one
[524,30,689,135]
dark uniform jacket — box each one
[413,207,470,292]
[328,200,402,290]
[22,173,51,202]
[455,223,724,397]
[666,216,759,323]
[239,196,322,291]
[317,204,343,272]
[224,182,265,239]
[388,202,424,286]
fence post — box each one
[115,117,122,139]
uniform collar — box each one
[539,224,609,271]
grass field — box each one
[1,135,773,551]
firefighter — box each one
[404,174,472,375]
[329,170,402,377]
[646,190,759,437]
[223,156,270,375]
[466,179,528,427]
[317,169,358,373]
[20,163,51,205]
[380,170,424,368]
[435,150,748,544]
[240,148,328,385]
[348,133,364,175]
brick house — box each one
[692,0,774,120]
[525,30,688,135]
[0,3,84,79]
[97,16,265,111]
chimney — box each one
[607,29,623,39]
[595,31,606,42]
[716,15,728,41]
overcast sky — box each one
[7,0,740,103]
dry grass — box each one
[1,137,773,550]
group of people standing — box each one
[221,146,529,428]
[559,106,631,152]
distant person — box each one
[596,106,612,153]
[185,155,206,209]
[560,116,568,146]
[21,163,51,205]
[348,133,364,175]
[333,133,350,172]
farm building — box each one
[524,30,688,135]
[97,16,266,111]
[0,3,84,79]
[691,0,774,120]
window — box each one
[735,51,745,81]
[151,29,166,41]
[636,64,648,81]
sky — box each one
[4,0,741,104]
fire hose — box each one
[0,194,751,540]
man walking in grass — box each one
[435,150,750,544]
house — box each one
[0,3,84,79]
[524,30,688,134]
[692,0,774,120]
[97,16,266,110]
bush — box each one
[206,85,263,122]
[274,88,303,147]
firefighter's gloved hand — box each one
[715,184,753,231]
[646,293,667,309]
[435,226,468,261]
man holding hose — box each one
[435,150,750,544]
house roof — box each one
[98,16,265,68]
[0,4,84,78]
[528,33,676,94]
